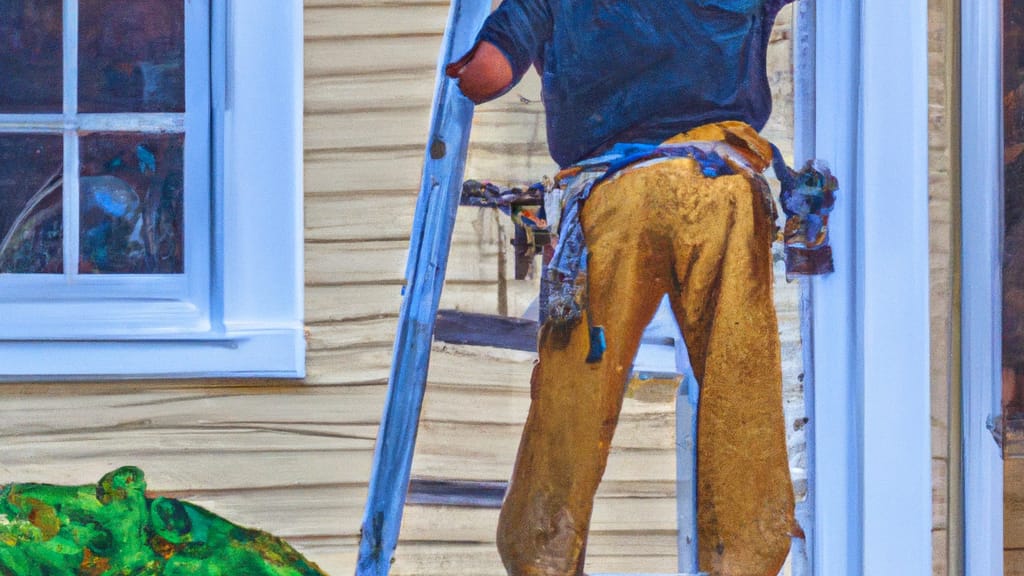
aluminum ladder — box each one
[354,1,704,573]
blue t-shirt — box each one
[476,0,794,167]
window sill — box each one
[0,326,306,380]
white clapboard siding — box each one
[306,195,505,244]
[306,5,451,39]
[280,537,679,576]
[465,73,558,181]
[0,383,386,568]
[1006,460,1024,573]
[305,149,425,195]
[306,109,437,153]
[306,193,418,242]
[306,37,441,79]
[306,348,394,386]
[305,74,436,115]
[408,335,681,573]
[307,240,492,285]
[306,279,538,326]
[0,4,802,576]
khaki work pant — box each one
[496,125,796,576]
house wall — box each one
[309,0,803,571]
[0,3,815,576]
[928,0,959,573]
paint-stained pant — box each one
[496,137,795,576]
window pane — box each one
[0,135,63,274]
[0,1,63,113]
[1006,2,1024,421]
[1006,2,1024,568]
[80,133,184,274]
[78,0,185,113]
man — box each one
[447,1,800,574]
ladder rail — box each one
[355,1,491,574]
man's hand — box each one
[446,41,514,104]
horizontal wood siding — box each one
[1009,460,1024,574]
[0,3,800,576]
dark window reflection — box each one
[0,1,64,113]
[1005,2,1024,420]
[79,133,184,274]
[0,136,64,274]
[78,0,185,113]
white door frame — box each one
[808,1,933,573]
[961,0,1006,573]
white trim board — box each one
[960,0,1005,573]
[810,0,933,573]
[808,0,860,571]
[0,0,305,378]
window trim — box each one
[0,0,304,379]
[809,0,933,573]
[961,0,1005,572]
[0,0,210,336]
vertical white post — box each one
[810,0,861,573]
[961,0,1005,573]
[812,1,933,574]
[860,0,933,574]
[63,0,79,280]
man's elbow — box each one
[447,41,514,104]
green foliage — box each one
[0,467,326,576]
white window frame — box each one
[807,0,933,573]
[0,0,212,334]
[0,1,304,379]
[961,0,1005,572]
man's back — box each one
[475,0,792,166]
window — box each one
[0,0,208,334]
[0,1,304,378]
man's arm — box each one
[446,41,514,104]
[446,0,552,104]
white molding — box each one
[0,114,186,133]
[809,0,861,573]
[961,0,1005,572]
[182,0,214,337]
[218,0,304,339]
[0,0,305,378]
[811,1,932,573]
[63,0,78,116]
[859,0,932,573]
[0,115,66,132]
[0,329,304,380]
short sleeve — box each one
[476,0,553,84]
[764,0,796,16]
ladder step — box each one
[434,309,539,351]
[406,478,507,508]
[589,569,708,573]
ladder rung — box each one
[406,478,506,508]
[589,569,708,573]
[434,309,538,351]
